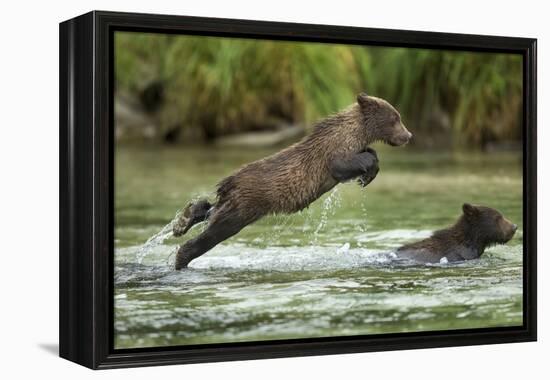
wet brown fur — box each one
[397,204,517,263]
[175,94,411,269]
[216,96,407,220]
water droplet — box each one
[311,188,341,245]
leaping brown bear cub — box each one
[173,93,412,269]
[397,203,517,263]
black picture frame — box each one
[59,10,537,369]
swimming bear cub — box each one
[396,203,517,263]
[173,93,412,269]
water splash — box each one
[311,188,341,245]
[135,209,182,264]
[336,242,350,254]
[358,198,369,233]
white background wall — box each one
[1,0,546,378]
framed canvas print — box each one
[59,11,537,369]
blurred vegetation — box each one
[115,32,522,149]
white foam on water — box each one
[186,244,402,271]
[120,227,449,272]
[336,242,350,254]
[121,225,523,275]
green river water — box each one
[114,144,523,349]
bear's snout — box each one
[388,123,413,146]
[400,124,413,143]
[501,218,517,242]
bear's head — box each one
[462,203,518,245]
[357,92,412,146]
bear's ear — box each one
[357,92,370,108]
[462,203,478,217]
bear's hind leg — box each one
[175,206,254,269]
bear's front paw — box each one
[357,170,379,187]
[357,157,379,187]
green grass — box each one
[115,32,522,148]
